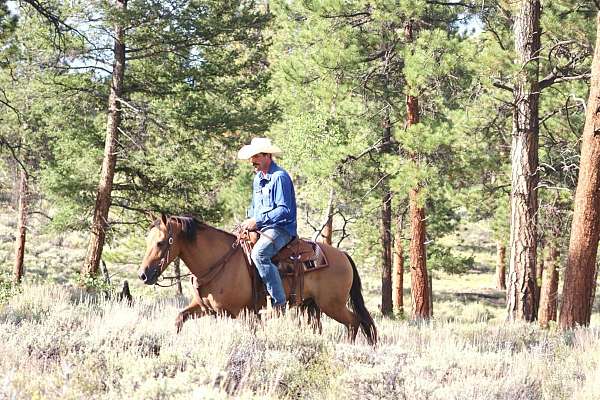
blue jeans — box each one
[251,228,291,307]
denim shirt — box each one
[249,161,297,237]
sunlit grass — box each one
[2,214,600,398]
[0,283,599,399]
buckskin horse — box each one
[138,214,377,344]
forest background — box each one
[2,0,600,398]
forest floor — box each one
[1,211,600,399]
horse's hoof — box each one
[175,314,185,333]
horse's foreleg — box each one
[310,308,323,335]
[175,299,207,333]
[307,304,323,334]
[298,299,323,334]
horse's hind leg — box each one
[319,301,360,342]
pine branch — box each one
[321,11,371,19]
[492,79,514,92]
[335,211,353,248]
[425,0,477,8]
[539,72,591,90]
[339,138,384,164]
[19,0,94,49]
[0,136,28,174]
[485,25,508,52]
[0,92,21,123]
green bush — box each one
[0,272,21,305]
[74,274,114,295]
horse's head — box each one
[138,213,180,285]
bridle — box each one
[158,220,174,270]
[153,219,192,288]
[153,217,241,288]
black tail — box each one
[346,253,377,345]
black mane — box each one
[151,215,235,242]
[172,216,204,241]
[150,215,203,242]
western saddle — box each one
[236,230,329,310]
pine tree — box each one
[270,0,486,319]
[560,10,600,328]
[82,0,127,277]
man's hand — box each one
[240,218,257,231]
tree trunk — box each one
[319,187,334,245]
[82,0,127,277]
[393,211,405,316]
[381,189,393,315]
[428,274,433,317]
[590,266,598,320]
[506,0,541,322]
[496,241,507,290]
[559,12,600,329]
[409,186,430,319]
[539,245,559,328]
[14,168,28,284]
[405,21,430,320]
[380,116,393,316]
[535,240,545,317]
[173,257,183,295]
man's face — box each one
[250,153,270,173]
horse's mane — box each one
[151,215,236,242]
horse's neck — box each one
[179,226,236,275]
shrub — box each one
[0,272,21,305]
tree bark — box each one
[82,0,127,277]
[496,241,507,290]
[393,211,405,315]
[380,116,393,316]
[14,168,28,284]
[535,240,545,317]
[560,13,600,328]
[381,189,393,315]
[590,266,598,320]
[539,245,559,328]
[409,186,430,319]
[506,0,541,322]
[405,21,430,320]
[173,257,183,295]
[428,274,433,317]
[319,187,334,245]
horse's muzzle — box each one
[139,265,160,285]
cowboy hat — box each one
[237,137,282,160]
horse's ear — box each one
[160,213,168,226]
[145,211,157,223]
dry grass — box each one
[0,283,599,399]
[2,213,600,398]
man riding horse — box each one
[238,137,297,315]
[137,137,377,344]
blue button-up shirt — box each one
[250,161,297,237]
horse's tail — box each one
[345,253,377,345]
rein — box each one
[191,241,240,287]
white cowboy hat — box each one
[237,137,282,160]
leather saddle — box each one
[236,230,329,307]
[272,237,328,273]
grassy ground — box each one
[1,284,600,399]
[1,212,600,399]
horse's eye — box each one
[157,241,165,248]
